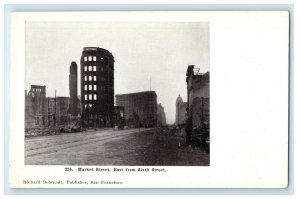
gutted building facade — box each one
[115,91,157,128]
[80,47,114,127]
[186,65,210,129]
[25,85,47,128]
[46,97,70,126]
[55,97,70,125]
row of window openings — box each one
[84,65,105,72]
[85,66,96,72]
[84,94,97,101]
[84,76,107,82]
[83,56,104,62]
[84,85,97,91]
[84,76,97,81]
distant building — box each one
[114,106,125,128]
[68,61,79,116]
[25,85,47,128]
[157,103,166,127]
[175,94,187,126]
[80,47,114,127]
[186,65,210,129]
[115,91,157,128]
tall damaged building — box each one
[186,65,210,129]
[80,47,115,127]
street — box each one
[25,128,209,166]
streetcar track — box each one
[25,129,115,143]
[25,129,149,157]
[26,131,130,151]
[25,129,143,151]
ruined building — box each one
[80,47,115,127]
[116,91,157,128]
[175,94,187,126]
[186,65,210,129]
[157,103,167,127]
[25,85,47,128]
[47,97,70,125]
[68,61,79,116]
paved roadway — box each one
[25,128,209,166]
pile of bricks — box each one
[25,125,84,137]
[25,127,61,137]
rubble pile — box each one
[25,127,61,137]
[155,126,185,137]
[25,125,83,137]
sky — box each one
[26,22,209,124]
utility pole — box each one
[48,97,50,126]
[201,97,205,129]
[150,77,151,91]
[54,90,56,126]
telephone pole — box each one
[54,90,56,126]
[47,97,50,126]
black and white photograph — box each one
[24,21,210,166]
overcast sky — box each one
[26,22,209,124]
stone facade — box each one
[115,91,157,128]
[80,47,114,127]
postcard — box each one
[9,11,289,188]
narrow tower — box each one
[175,94,183,126]
[69,61,78,116]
